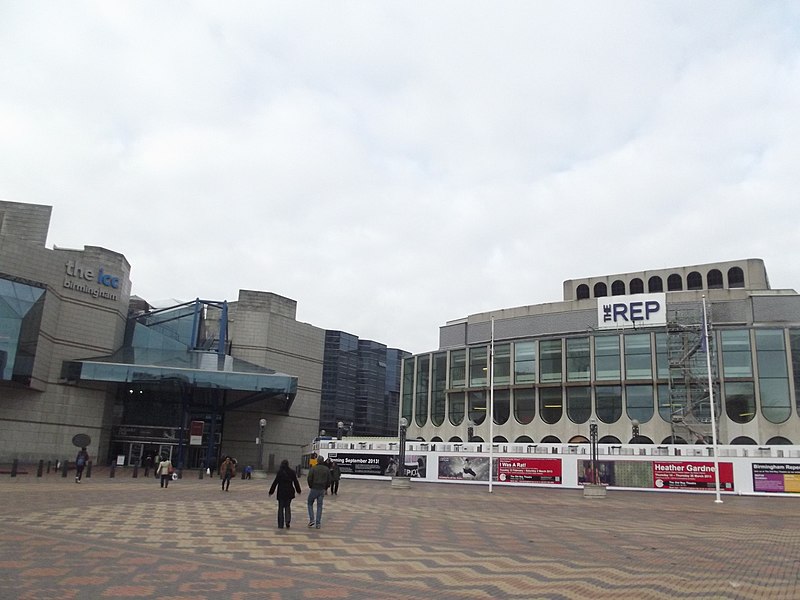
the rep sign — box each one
[597,293,665,330]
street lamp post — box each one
[398,417,408,477]
[589,418,598,484]
[257,418,266,471]
[631,419,640,444]
[337,420,344,440]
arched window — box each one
[431,353,447,426]
[687,271,703,290]
[539,387,563,424]
[471,436,484,442]
[756,329,791,424]
[625,385,654,423]
[629,435,653,444]
[707,269,723,289]
[493,436,508,443]
[576,284,590,300]
[448,436,462,442]
[468,391,486,425]
[611,280,626,296]
[493,390,510,425]
[630,278,644,294]
[415,355,429,427]
[725,382,756,423]
[514,435,534,443]
[596,386,622,423]
[569,435,589,443]
[448,391,465,425]
[567,387,591,423]
[598,435,621,444]
[540,435,561,443]
[662,435,687,444]
[431,437,443,442]
[728,266,745,288]
[594,282,607,297]
[766,436,792,445]
[730,436,757,445]
[667,274,683,291]
[648,276,663,292]
[513,388,535,424]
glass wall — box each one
[755,330,791,424]
[0,277,45,385]
[431,353,447,426]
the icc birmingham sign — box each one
[596,293,666,330]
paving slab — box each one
[1,470,798,599]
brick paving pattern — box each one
[1,469,799,599]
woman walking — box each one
[156,456,173,488]
[268,460,302,529]
[220,456,236,491]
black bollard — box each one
[86,461,92,478]
[37,460,44,478]
[198,468,203,480]
[144,466,149,478]
[47,460,51,474]
[132,465,139,478]
[11,459,18,477]
[177,469,182,480]
[62,460,68,478]
[109,463,116,478]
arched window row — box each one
[575,266,747,299]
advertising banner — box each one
[328,453,427,478]
[597,293,666,330]
[438,456,490,481]
[497,458,562,484]
[189,420,204,446]
[653,461,734,491]
[752,463,800,494]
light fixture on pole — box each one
[589,418,598,484]
[631,419,640,443]
[257,418,266,471]
[398,417,408,477]
[337,420,345,439]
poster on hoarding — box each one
[497,458,562,484]
[438,456,490,481]
[653,461,734,491]
[752,463,800,494]
[327,453,427,478]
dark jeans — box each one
[160,474,170,488]
[222,474,232,490]
[75,465,85,481]
[330,479,339,494]
[278,499,293,528]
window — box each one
[469,347,487,387]
[724,381,756,423]
[576,284,590,300]
[0,277,45,385]
[730,436,757,445]
[540,435,561,443]
[667,274,683,291]
[431,353,447,426]
[624,333,652,380]
[493,389,510,425]
[721,330,753,377]
[514,388,535,424]
[539,387,563,424]
[539,339,562,383]
[567,387,591,424]
[468,390,486,425]
[626,385,654,423]
[687,271,703,290]
[566,337,590,382]
[594,335,620,380]
[630,278,644,294]
[655,333,669,379]
[766,436,793,445]
[415,355,429,427]
[450,349,466,388]
[755,330,791,424]
[594,282,607,297]
[648,276,663,293]
[657,384,672,422]
[728,267,745,288]
[596,386,622,423]
[611,280,626,296]
[515,435,534,443]
[402,358,414,423]
[493,344,511,385]
[707,269,723,289]
[448,391,465,425]
[514,341,536,383]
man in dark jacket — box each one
[306,458,331,528]
[268,459,302,529]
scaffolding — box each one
[666,304,719,444]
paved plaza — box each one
[1,468,798,599]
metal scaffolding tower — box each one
[666,304,719,444]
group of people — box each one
[268,455,341,529]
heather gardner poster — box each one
[653,461,734,491]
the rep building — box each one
[400,259,800,448]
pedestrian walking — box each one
[306,457,331,528]
[156,456,173,488]
[330,459,342,495]
[75,447,89,483]
[220,456,236,491]
[268,459,302,529]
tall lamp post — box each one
[257,418,266,471]
[398,417,408,477]
[631,419,640,444]
[337,420,344,439]
[589,418,598,484]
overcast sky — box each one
[2,2,799,354]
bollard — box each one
[47,460,51,474]
[62,460,68,478]
[144,466,149,478]
[198,468,203,480]
[37,460,44,478]
[110,463,116,478]
[177,469,183,480]
[11,459,18,477]
[86,461,92,478]
[133,465,139,478]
